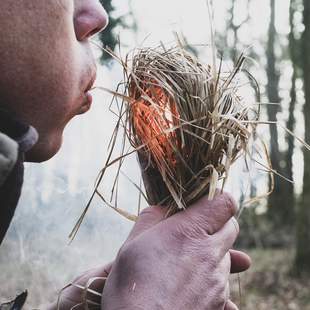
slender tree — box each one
[285,0,299,222]
[295,0,310,274]
[266,0,295,227]
[287,7,296,181]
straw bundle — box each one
[68,39,260,244]
[120,44,259,215]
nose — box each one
[74,1,109,41]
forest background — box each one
[1,0,310,309]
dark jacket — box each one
[0,109,38,245]
[0,109,38,309]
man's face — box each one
[0,0,108,162]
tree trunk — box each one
[284,0,298,222]
[266,0,295,227]
[295,0,310,275]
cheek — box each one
[0,1,87,161]
[25,50,83,153]
[29,40,90,157]
[1,3,82,123]
[21,46,81,136]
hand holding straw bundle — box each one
[66,39,258,310]
[66,36,310,309]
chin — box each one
[25,134,63,163]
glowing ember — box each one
[131,83,180,167]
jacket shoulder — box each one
[0,132,18,187]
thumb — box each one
[230,249,251,273]
[126,205,168,241]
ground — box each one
[230,249,310,310]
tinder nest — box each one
[69,40,261,242]
[123,44,259,214]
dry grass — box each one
[125,45,259,214]
[70,40,262,235]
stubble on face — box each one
[0,0,92,162]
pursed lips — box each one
[85,69,97,93]
[77,68,97,115]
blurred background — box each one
[1,0,310,309]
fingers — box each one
[230,249,251,273]
[224,300,239,310]
[71,262,113,285]
[58,263,113,307]
[126,205,167,241]
[213,217,239,256]
[129,191,237,242]
[175,192,238,235]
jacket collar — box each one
[0,109,38,153]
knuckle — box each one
[186,205,215,235]
[173,217,210,243]
[221,192,238,217]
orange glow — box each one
[131,83,179,166]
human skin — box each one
[0,0,108,162]
[50,194,251,310]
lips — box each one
[78,69,97,115]
[85,71,96,93]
